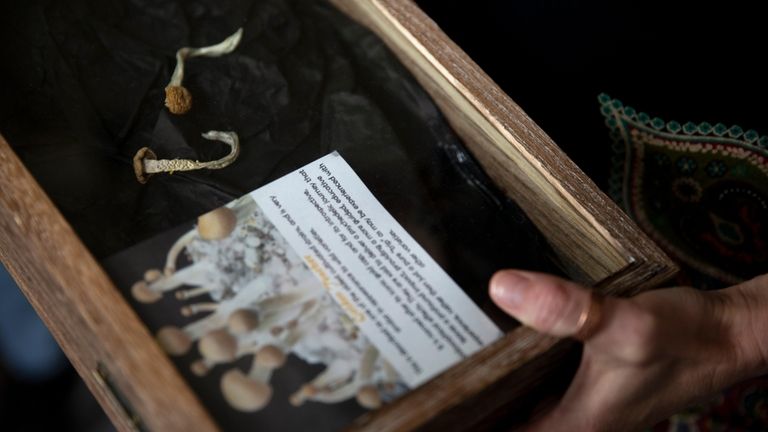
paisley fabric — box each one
[600,94,768,288]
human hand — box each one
[489,271,768,432]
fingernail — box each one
[490,271,529,310]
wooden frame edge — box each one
[0,135,219,432]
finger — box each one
[489,270,598,338]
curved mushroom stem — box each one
[164,229,197,275]
[139,131,240,176]
[167,28,243,88]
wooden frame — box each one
[0,1,676,431]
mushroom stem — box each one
[255,278,322,312]
[167,28,243,88]
[176,285,216,300]
[358,345,379,381]
[149,261,215,294]
[281,301,322,347]
[164,229,197,274]
[181,302,219,317]
[252,297,316,333]
[136,131,240,181]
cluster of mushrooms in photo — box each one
[130,196,406,412]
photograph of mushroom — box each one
[116,194,407,418]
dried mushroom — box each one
[165,28,243,114]
[133,130,240,183]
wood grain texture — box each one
[0,1,677,431]
[0,135,219,432]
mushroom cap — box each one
[133,147,156,184]
[221,369,272,412]
[255,345,286,369]
[131,280,162,304]
[156,326,192,356]
[164,85,192,115]
[143,268,163,283]
[197,207,237,240]
[199,329,238,363]
[356,385,382,410]
[180,305,197,317]
[190,360,210,377]
[288,384,316,407]
[227,309,260,335]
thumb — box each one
[489,270,596,338]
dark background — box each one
[1,0,765,430]
[417,0,767,190]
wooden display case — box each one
[0,0,676,430]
